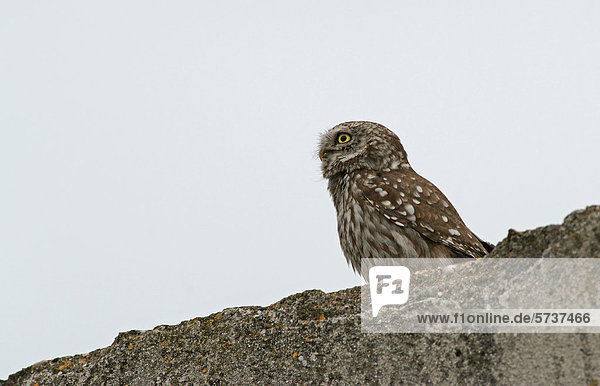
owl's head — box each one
[318,121,410,178]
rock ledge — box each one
[3,206,599,385]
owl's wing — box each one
[357,170,489,258]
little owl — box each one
[319,121,493,275]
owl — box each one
[319,121,493,275]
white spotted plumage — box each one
[319,121,493,274]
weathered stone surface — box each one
[487,205,599,259]
[3,206,599,385]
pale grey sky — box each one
[1,1,599,378]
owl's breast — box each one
[330,172,423,272]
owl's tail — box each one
[478,238,495,254]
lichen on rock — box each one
[3,206,599,385]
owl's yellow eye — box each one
[337,133,351,144]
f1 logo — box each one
[369,266,411,317]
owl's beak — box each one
[319,148,327,161]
